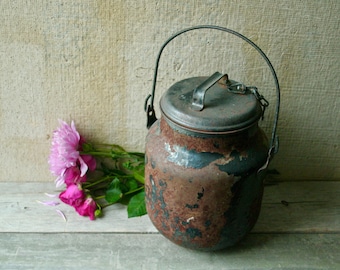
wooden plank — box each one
[0,182,156,233]
[1,232,339,269]
[0,181,339,233]
[254,181,340,233]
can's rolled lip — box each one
[161,112,260,137]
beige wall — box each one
[1,0,339,182]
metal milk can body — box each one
[144,26,280,251]
[145,118,268,250]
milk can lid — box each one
[160,72,264,134]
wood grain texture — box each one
[1,233,339,269]
[1,181,340,269]
[254,181,340,233]
[1,181,339,233]
[0,182,156,233]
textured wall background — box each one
[1,0,339,182]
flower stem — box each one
[96,186,144,207]
[124,186,144,196]
[81,151,112,157]
[83,176,112,188]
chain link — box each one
[248,86,269,120]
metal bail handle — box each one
[144,25,280,160]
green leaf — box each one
[107,177,120,189]
[105,178,123,203]
[126,178,138,191]
[127,191,147,218]
[105,187,123,203]
[119,182,129,193]
[119,192,134,205]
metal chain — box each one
[248,87,269,120]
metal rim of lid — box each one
[160,76,263,135]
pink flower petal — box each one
[78,156,89,177]
[37,200,60,206]
[75,197,97,220]
[59,184,86,207]
[44,193,58,198]
[64,166,87,186]
[55,175,65,188]
[81,155,97,171]
[56,209,67,222]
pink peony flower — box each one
[59,184,86,207]
[75,197,97,220]
[48,120,96,187]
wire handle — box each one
[145,25,280,161]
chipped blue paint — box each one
[204,220,211,228]
[186,227,202,239]
[151,159,156,169]
[165,143,223,169]
[217,149,267,176]
[149,175,157,210]
[148,175,169,220]
[185,203,199,210]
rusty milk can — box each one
[144,25,280,251]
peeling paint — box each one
[165,143,223,169]
[186,216,195,223]
[186,228,202,239]
[197,187,204,200]
[217,149,267,176]
[185,203,199,210]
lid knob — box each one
[191,72,228,111]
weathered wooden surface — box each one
[1,233,339,269]
[1,181,339,233]
[255,181,340,233]
[1,181,340,269]
[0,182,156,233]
